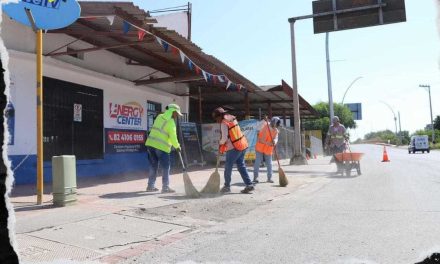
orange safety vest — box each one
[255,125,278,155]
[219,118,248,154]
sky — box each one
[136,0,440,139]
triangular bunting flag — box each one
[171,46,179,56]
[195,66,201,75]
[179,50,186,63]
[162,41,169,52]
[188,61,193,71]
[106,15,115,25]
[202,71,208,82]
[123,21,131,34]
[237,84,242,91]
[138,30,146,41]
[213,75,217,84]
[226,80,232,90]
[155,36,162,45]
[218,75,225,83]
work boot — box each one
[240,185,255,194]
[161,187,176,193]
[252,179,259,184]
[267,179,274,183]
[146,187,159,192]
[220,186,231,193]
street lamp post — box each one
[380,101,398,142]
[419,84,435,144]
[341,76,363,104]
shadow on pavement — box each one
[327,175,360,179]
[14,203,55,212]
[231,182,246,187]
[99,191,157,199]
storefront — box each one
[2,2,261,185]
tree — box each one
[303,102,356,143]
[363,129,409,145]
[434,115,440,130]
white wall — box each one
[7,50,188,156]
[3,16,190,156]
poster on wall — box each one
[179,122,203,166]
[239,119,258,160]
[108,101,146,130]
[5,102,15,145]
[202,119,259,161]
[73,103,82,122]
[105,128,147,154]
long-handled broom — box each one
[201,150,221,194]
[177,150,201,198]
[266,120,288,187]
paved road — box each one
[123,145,440,264]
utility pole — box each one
[289,20,307,165]
[380,101,398,142]
[341,76,363,104]
[419,84,435,144]
[326,32,334,122]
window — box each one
[147,101,162,132]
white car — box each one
[408,135,430,154]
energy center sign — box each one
[109,102,145,129]
[2,0,81,30]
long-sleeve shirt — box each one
[327,124,346,148]
[219,121,234,152]
[257,120,279,145]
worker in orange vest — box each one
[212,107,254,194]
[253,117,281,183]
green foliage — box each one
[303,102,356,142]
[434,115,440,130]
[363,129,410,145]
[413,129,440,143]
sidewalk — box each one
[10,158,334,264]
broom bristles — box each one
[183,172,201,198]
[201,169,220,194]
[279,167,288,187]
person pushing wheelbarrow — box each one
[325,116,349,173]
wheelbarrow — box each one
[334,149,364,177]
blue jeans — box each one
[253,151,273,181]
[147,147,171,189]
[224,149,252,187]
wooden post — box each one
[36,29,43,205]
[244,91,250,119]
[268,102,272,118]
[198,87,202,123]
[283,108,287,126]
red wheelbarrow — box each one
[334,151,364,177]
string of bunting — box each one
[79,15,245,91]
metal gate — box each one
[43,77,103,161]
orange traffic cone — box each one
[382,146,390,162]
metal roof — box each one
[47,1,318,120]
[188,80,319,121]
[47,1,260,92]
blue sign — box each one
[2,0,81,30]
[345,103,362,120]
